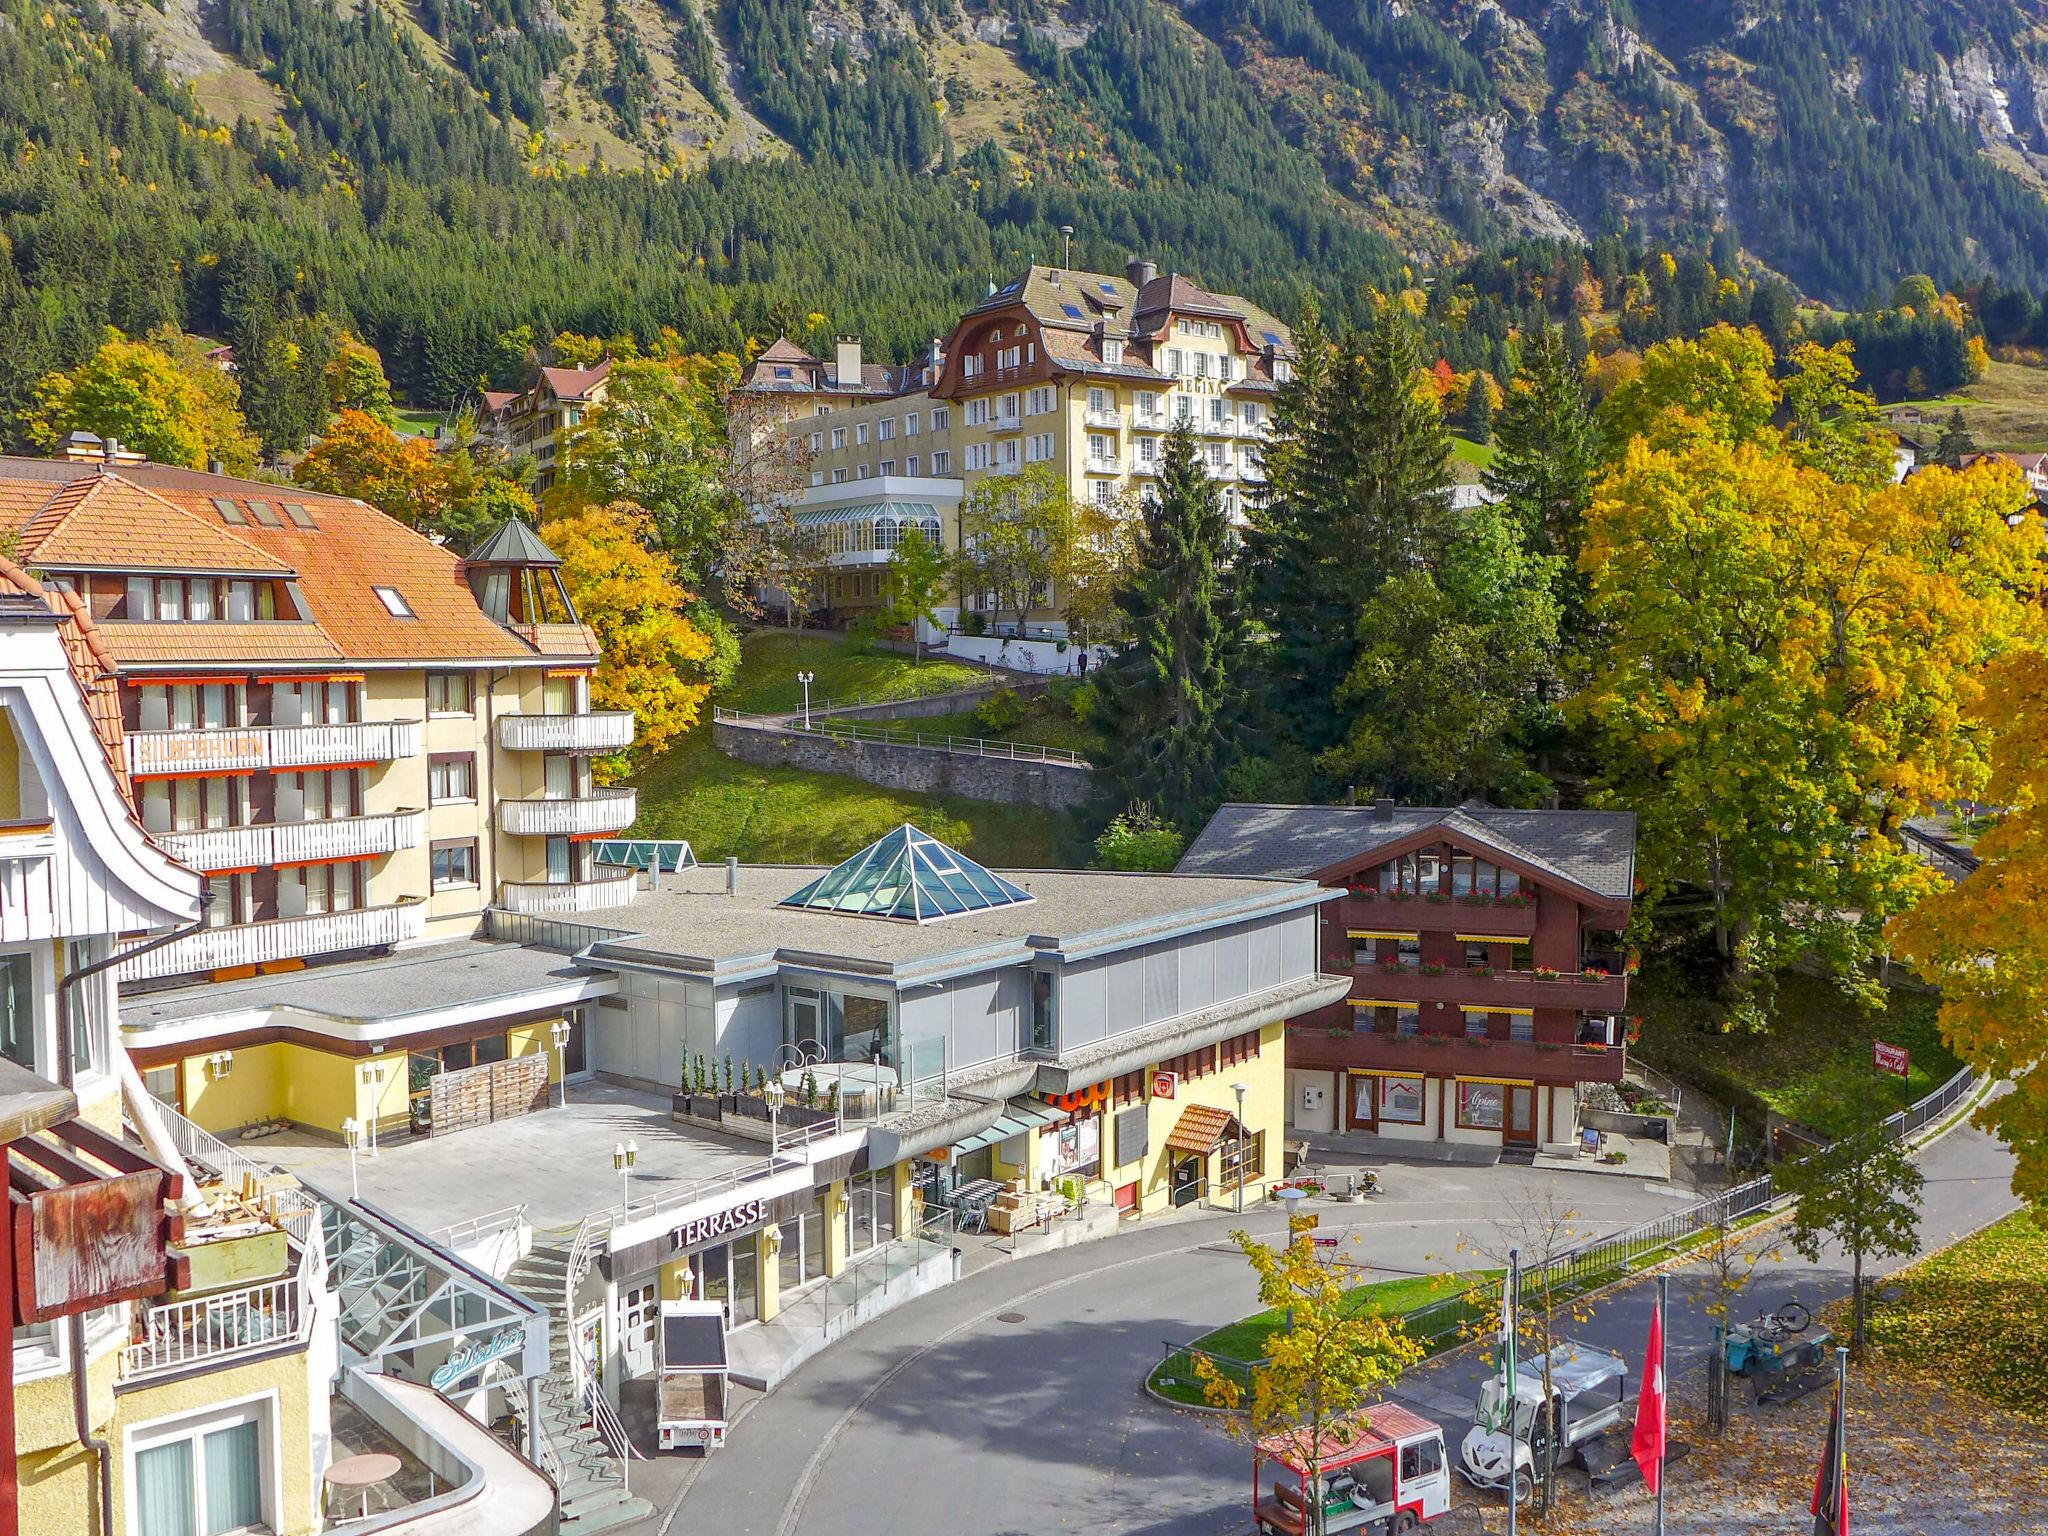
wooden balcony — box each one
[499,788,637,838]
[497,711,636,755]
[1287,1026,1627,1085]
[116,899,427,982]
[1350,965,1630,1014]
[126,719,422,777]
[1338,894,1540,939]
[495,870,640,915]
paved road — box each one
[659,1119,2015,1536]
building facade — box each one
[478,358,611,492]
[4,558,335,1536]
[736,259,1292,629]
[2,453,634,1141]
[1178,802,1637,1156]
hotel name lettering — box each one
[674,1197,768,1250]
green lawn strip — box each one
[728,632,986,713]
[1450,435,1498,471]
[1631,965,1960,1138]
[1853,1213,2048,1428]
[867,698,1107,760]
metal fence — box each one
[714,706,1091,768]
[1157,1063,1979,1391]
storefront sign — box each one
[1378,1074,1425,1125]
[1872,1041,1910,1078]
[1152,1070,1178,1100]
[430,1324,526,1390]
[674,1197,768,1250]
[1041,1116,1101,1180]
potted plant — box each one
[1457,892,1494,906]
[1378,959,1410,975]
[1466,963,1493,977]
[1535,966,1562,981]
[1387,889,1414,903]
[1424,891,1451,904]
[1583,966,1611,981]
[1420,962,1447,976]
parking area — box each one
[254,1081,765,1233]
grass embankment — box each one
[1857,1213,2048,1428]
[885,691,1107,760]
[629,631,1091,867]
[1450,435,1498,473]
[1632,964,1961,1139]
[1897,358,2048,452]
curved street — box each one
[658,1117,2018,1536]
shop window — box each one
[848,1166,898,1253]
[1379,1075,1426,1124]
[1456,1081,1506,1131]
[1217,1128,1263,1185]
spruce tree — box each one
[1098,425,1241,830]
[1485,324,1601,572]
[1462,376,1493,444]
[1936,406,1977,466]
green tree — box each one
[1092,807,1187,871]
[326,339,397,423]
[28,327,259,473]
[886,524,949,660]
[956,466,1074,634]
[1462,373,1493,444]
[1776,1101,1924,1352]
[1936,407,1977,466]
[1097,426,1241,829]
[1196,1216,1424,1535]
[1483,324,1601,571]
[1891,273,1941,313]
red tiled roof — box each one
[17,471,293,574]
[757,337,818,364]
[537,360,611,399]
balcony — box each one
[126,719,422,777]
[1131,413,1167,433]
[496,869,640,915]
[1084,406,1126,430]
[1340,893,1540,939]
[155,810,425,873]
[1350,965,1630,1014]
[499,788,638,838]
[1286,1026,1626,1084]
[116,899,427,982]
[498,711,636,755]
[986,412,1024,435]
[1085,456,1124,475]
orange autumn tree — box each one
[1891,645,2048,1213]
[542,500,714,779]
[296,409,449,527]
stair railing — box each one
[564,1211,642,1486]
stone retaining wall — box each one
[713,717,1096,811]
[813,675,1050,723]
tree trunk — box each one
[1851,1248,1865,1353]
[1710,835,1729,959]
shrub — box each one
[1067,680,1100,725]
[1094,808,1187,871]
[975,687,1024,733]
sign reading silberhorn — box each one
[673,1197,768,1250]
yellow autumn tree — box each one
[29,325,259,473]
[542,500,714,778]
[1891,644,2048,1212]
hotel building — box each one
[1178,801,1638,1156]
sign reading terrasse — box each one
[1872,1041,1910,1078]
[673,1197,768,1250]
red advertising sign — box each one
[1151,1070,1178,1100]
[1872,1041,1911,1078]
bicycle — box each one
[1746,1299,1812,1341]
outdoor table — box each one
[324,1452,402,1521]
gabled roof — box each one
[756,337,819,364]
[779,825,1037,924]
[1178,803,1637,903]
[537,360,611,400]
[466,518,561,567]
[15,471,292,574]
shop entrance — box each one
[1347,1073,1377,1133]
[1506,1085,1538,1149]
[1170,1154,1205,1209]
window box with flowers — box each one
[1378,960,1412,975]
[1582,967,1611,982]
[1386,890,1415,903]
[1420,962,1447,976]
[1497,893,1535,908]
[1534,966,1563,981]
[1467,964,1493,977]
[1424,892,1452,905]
[1456,893,1496,907]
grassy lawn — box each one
[726,631,985,713]
[391,408,445,437]
[1450,435,1498,472]
[1858,1213,2048,1428]
[1895,358,2048,451]
[892,692,1107,760]
[1632,964,1961,1138]
[627,630,1091,867]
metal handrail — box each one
[565,1212,643,1475]
[431,1204,529,1248]
[603,1115,846,1231]
[714,706,1090,768]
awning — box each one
[1455,933,1531,944]
[1163,1103,1246,1156]
[1347,929,1418,941]
[794,500,942,529]
[948,1096,1066,1157]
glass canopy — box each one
[780,825,1036,923]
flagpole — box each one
[1835,1342,1850,1529]
[1654,1273,1668,1536]
[1506,1246,1518,1536]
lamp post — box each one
[798,671,815,730]
[764,1078,787,1156]
[1231,1081,1249,1214]
[613,1139,638,1210]
[341,1117,363,1200]
[549,1019,573,1109]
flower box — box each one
[1424,893,1452,905]
[1420,963,1447,976]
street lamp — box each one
[1231,1082,1249,1214]
[797,671,815,730]
[613,1139,638,1210]
[341,1117,363,1200]
[763,1078,787,1156]
[549,1019,574,1108]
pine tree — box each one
[1462,375,1493,444]
[1936,406,1977,466]
[1485,324,1601,573]
[1098,425,1241,830]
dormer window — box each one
[1104,339,1123,366]
[373,586,416,619]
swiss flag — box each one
[1631,1299,1666,1494]
[1811,1393,1850,1536]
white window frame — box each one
[930,407,950,431]
[372,586,415,619]
[124,1389,281,1536]
[905,411,920,435]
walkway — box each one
[647,1117,2016,1536]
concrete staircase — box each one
[505,1240,653,1533]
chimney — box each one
[103,437,122,464]
[1373,797,1395,825]
[1127,257,1157,289]
[726,855,740,896]
[207,458,224,476]
[928,337,943,370]
[834,337,863,389]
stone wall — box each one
[713,717,1096,811]
[813,675,1049,723]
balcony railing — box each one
[497,711,636,755]
[985,412,1024,435]
[126,720,422,777]
[156,810,425,872]
[1288,1027,1627,1084]
[1084,406,1126,429]
[1340,894,1540,938]
[124,1271,307,1380]
[496,870,640,915]
[1349,966,1631,1013]
[116,899,427,982]
[499,788,637,838]
[1085,456,1123,474]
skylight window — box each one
[1061,304,1084,319]
[210,496,248,526]
[282,503,318,529]
[247,500,284,527]
[373,586,416,619]
[1262,330,1282,346]
[780,825,1036,924]
[1099,282,1116,294]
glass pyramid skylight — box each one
[780,825,1036,924]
